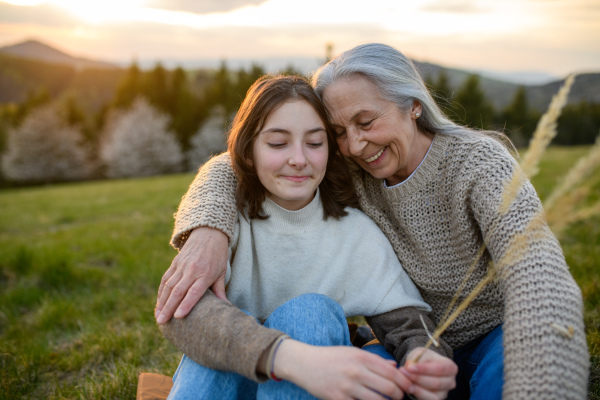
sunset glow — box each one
[0,0,598,77]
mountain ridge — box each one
[1,39,599,112]
[0,39,117,70]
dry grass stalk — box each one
[520,74,576,179]
[411,76,578,365]
[544,134,600,212]
[544,133,600,235]
[436,243,487,325]
[500,74,576,215]
[413,266,496,363]
[550,201,600,236]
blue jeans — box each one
[363,325,504,400]
[447,324,504,400]
[167,293,353,400]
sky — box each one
[0,0,599,81]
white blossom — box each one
[186,106,230,171]
[101,98,183,178]
[1,103,91,182]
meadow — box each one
[0,146,599,399]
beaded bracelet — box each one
[266,336,288,381]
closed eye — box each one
[308,142,324,148]
[267,143,286,149]
[359,120,374,129]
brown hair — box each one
[227,74,359,219]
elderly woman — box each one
[156,43,589,399]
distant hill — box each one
[413,61,600,112]
[0,43,125,111]
[0,39,117,70]
[0,39,598,113]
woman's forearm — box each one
[471,158,589,398]
[159,290,285,382]
[171,152,238,250]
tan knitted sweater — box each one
[170,132,589,399]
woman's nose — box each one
[347,129,366,156]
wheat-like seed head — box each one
[411,75,580,367]
[544,134,600,213]
[520,74,576,179]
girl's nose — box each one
[288,145,308,169]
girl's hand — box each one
[274,339,412,400]
[399,348,457,400]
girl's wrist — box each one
[266,336,288,381]
[271,339,307,382]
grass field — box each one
[0,146,599,399]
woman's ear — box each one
[412,100,423,117]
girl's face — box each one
[252,99,329,211]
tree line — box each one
[426,71,600,148]
[0,61,598,185]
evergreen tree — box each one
[501,87,539,147]
[1,103,91,182]
[169,67,203,150]
[429,70,454,116]
[454,74,494,129]
[142,63,170,112]
[11,88,51,127]
[204,61,237,116]
[113,62,142,109]
[100,98,183,177]
[556,102,600,145]
[235,64,265,103]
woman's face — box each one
[322,75,429,185]
[252,99,329,210]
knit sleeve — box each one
[367,307,453,365]
[159,290,285,382]
[467,141,589,399]
[170,152,238,250]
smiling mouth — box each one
[284,176,309,182]
[364,147,385,163]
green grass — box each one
[0,146,599,399]
[0,174,191,399]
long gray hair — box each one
[312,43,513,149]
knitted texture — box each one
[171,133,589,398]
[225,192,430,322]
[171,154,238,250]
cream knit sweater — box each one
[225,192,430,322]
[170,132,589,399]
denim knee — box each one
[264,293,350,346]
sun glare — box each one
[48,0,147,23]
[1,0,45,5]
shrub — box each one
[100,98,183,178]
[1,103,91,182]
[186,106,229,171]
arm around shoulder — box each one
[171,152,238,250]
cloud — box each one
[144,0,269,14]
[419,0,488,13]
[0,2,79,26]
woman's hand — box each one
[155,227,229,324]
[399,347,457,400]
[274,340,412,400]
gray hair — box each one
[312,43,512,148]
